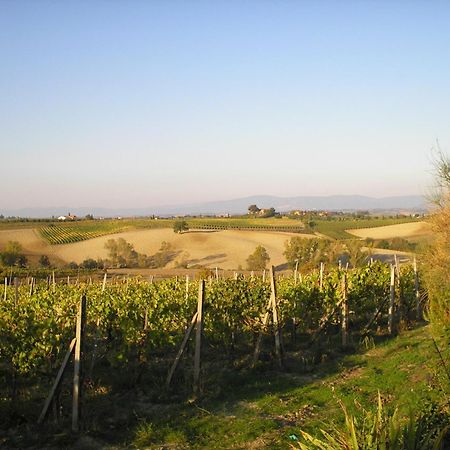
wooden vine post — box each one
[38,338,76,424]
[29,277,34,297]
[292,261,299,343]
[72,295,86,432]
[413,257,421,320]
[341,272,349,347]
[166,312,198,387]
[319,262,324,291]
[144,276,153,331]
[388,265,396,335]
[270,266,283,368]
[193,280,205,395]
[252,266,283,367]
[14,277,19,307]
[252,300,272,366]
[294,260,299,286]
[185,275,189,299]
[4,277,7,301]
[102,272,107,293]
[394,255,404,324]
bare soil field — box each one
[0,227,313,270]
[52,228,309,269]
[346,221,431,240]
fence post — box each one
[72,295,86,432]
[193,280,204,394]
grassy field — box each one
[6,325,447,449]
[108,325,449,449]
[120,326,445,449]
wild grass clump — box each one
[133,420,188,448]
[295,393,448,450]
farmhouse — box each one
[57,213,77,221]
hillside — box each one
[1,194,426,218]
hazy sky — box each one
[1,1,450,209]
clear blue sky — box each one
[1,1,449,209]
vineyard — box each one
[36,218,308,245]
[0,261,424,439]
[39,223,125,244]
[1,216,422,246]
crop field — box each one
[0,262,431,448]
[6,216,424,247]
[39,223,130,244]
[37,219,171,244]
[34,218,307,245]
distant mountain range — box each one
[1,195,427,218]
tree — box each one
[344,240,367,268]
[81,258,98,269]
[248,204,260,214]
[0,241,24,266]
[173,220,189,234]
[151,241,174,268]
[284,237,322,269]
[39,255,51,267]
[246,245,270,270]
[104,238,139,267]
[260,207,276,218]
[105,239,119,266]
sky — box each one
[1,1,450,209]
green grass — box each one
[123,326,447,449]
[314,217,421,239]
[2,325,447,449]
